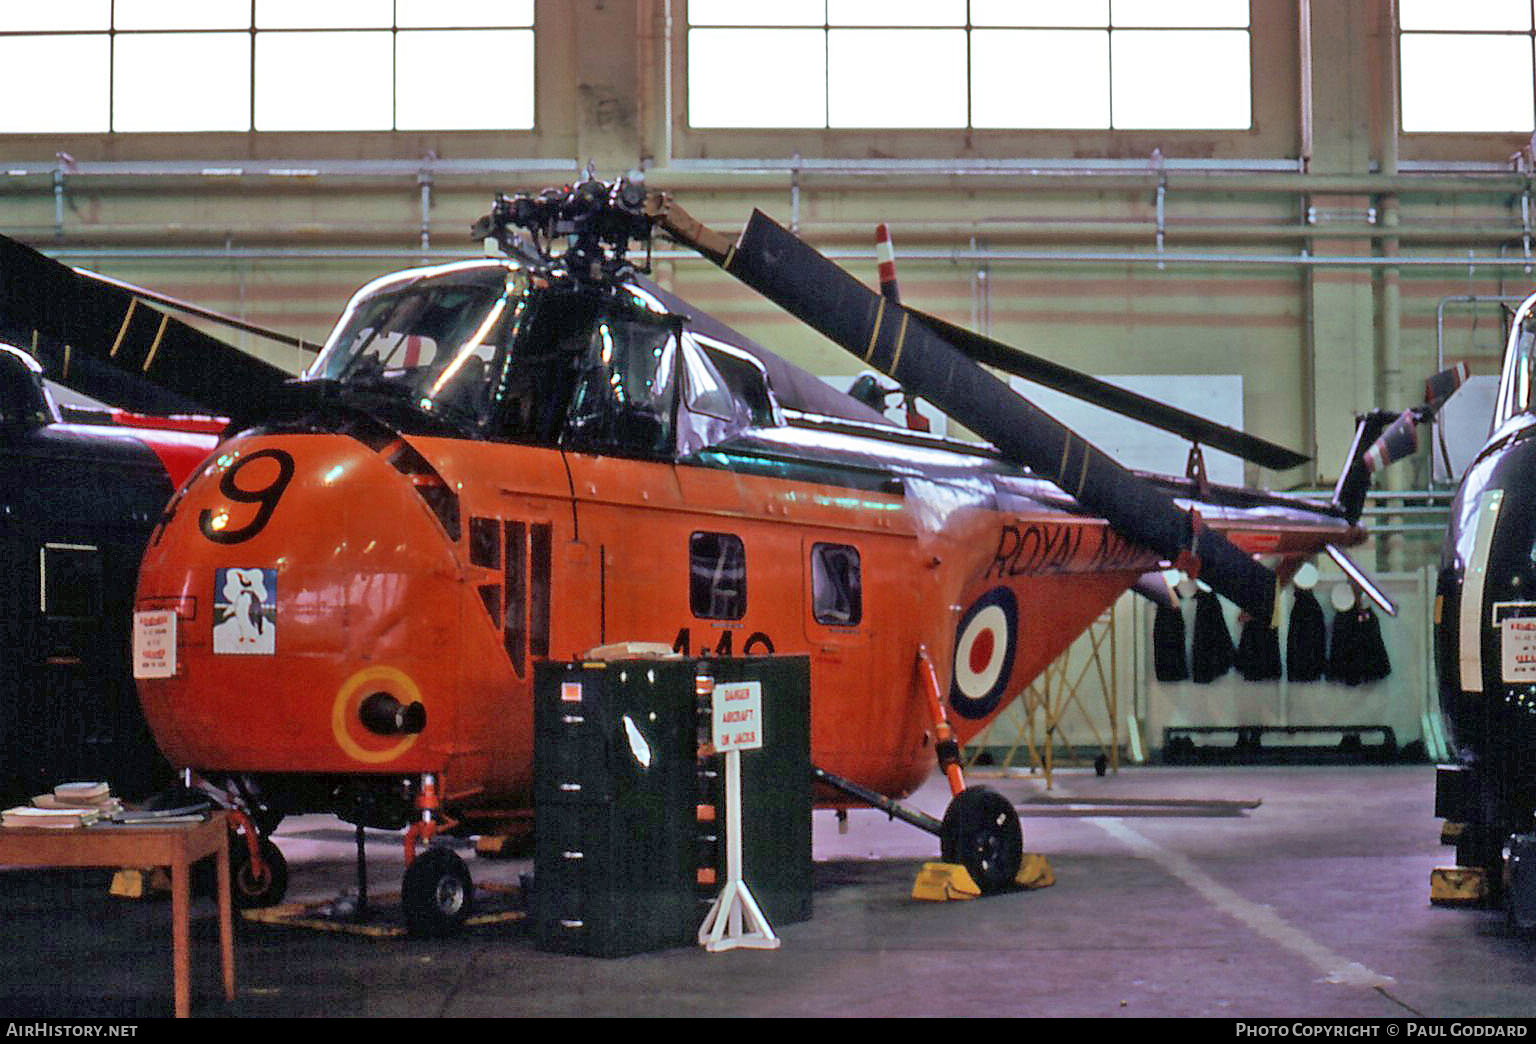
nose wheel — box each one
[940,785,1023,895]
[230,833,289,909]
[402,846,474,936]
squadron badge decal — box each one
[213,567,277,655]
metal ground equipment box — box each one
[700,655,812,929]
[532,656,810,957]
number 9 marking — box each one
[198,448,295,545]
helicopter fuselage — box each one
[131,257,1360,833]
[1434,293,1536,870]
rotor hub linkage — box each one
[472,173,653,287]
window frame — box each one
[1397,3,1536,135]
[0,4,537,136]
[810,542,862,627]
[682,0,1255,135]
[40,543,104,620]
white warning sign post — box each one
[698,678,780,952]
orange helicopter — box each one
[2,175,1425,934]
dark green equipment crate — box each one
[701,656,813,928]
[532,656,810,957]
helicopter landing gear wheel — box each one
[229,834,289,909]
[940,785,1023,895]
[402,846,474,937]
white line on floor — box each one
[1089,816,1395,988]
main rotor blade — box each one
[0,233,291,417]
[909,308,1310,472]
[714,209,1278,619]
[85,269,317,353]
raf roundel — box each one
[949,587,1019,720]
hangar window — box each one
[687,0,1251,131]
[690,532,747,620]
[811,543,862,626]
[0,0,535,133]
[1399,1,1536,132]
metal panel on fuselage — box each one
[405,436,578,805]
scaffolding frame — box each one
[965,609,1120,789]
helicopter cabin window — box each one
[811,543,862,627]
[690,532,747,621]
[675,335,773,454]
[40,543,103,620]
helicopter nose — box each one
[134,430,468,771]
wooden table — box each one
[0,812,235,1018]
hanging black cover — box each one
[1349,606,1392,684]
[1326,605,1361,684]
[1153,603,1189,682]
[1286,589,1327,683]
[1190,591,1235,684]
[1234,615,1283,681]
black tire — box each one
[402,846,474,937]
[940,785,1023,895]
[230,834,289,909]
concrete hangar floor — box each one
[0,764,1529,1019]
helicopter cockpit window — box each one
[674,335,771,455]
[562,310,681,457]
[310,275,521,430]
[699,341,776,427]
[682,337,736,421]
[1498,319,1536,427]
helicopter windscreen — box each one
[309,265,683,452]
[309,273,522,428]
